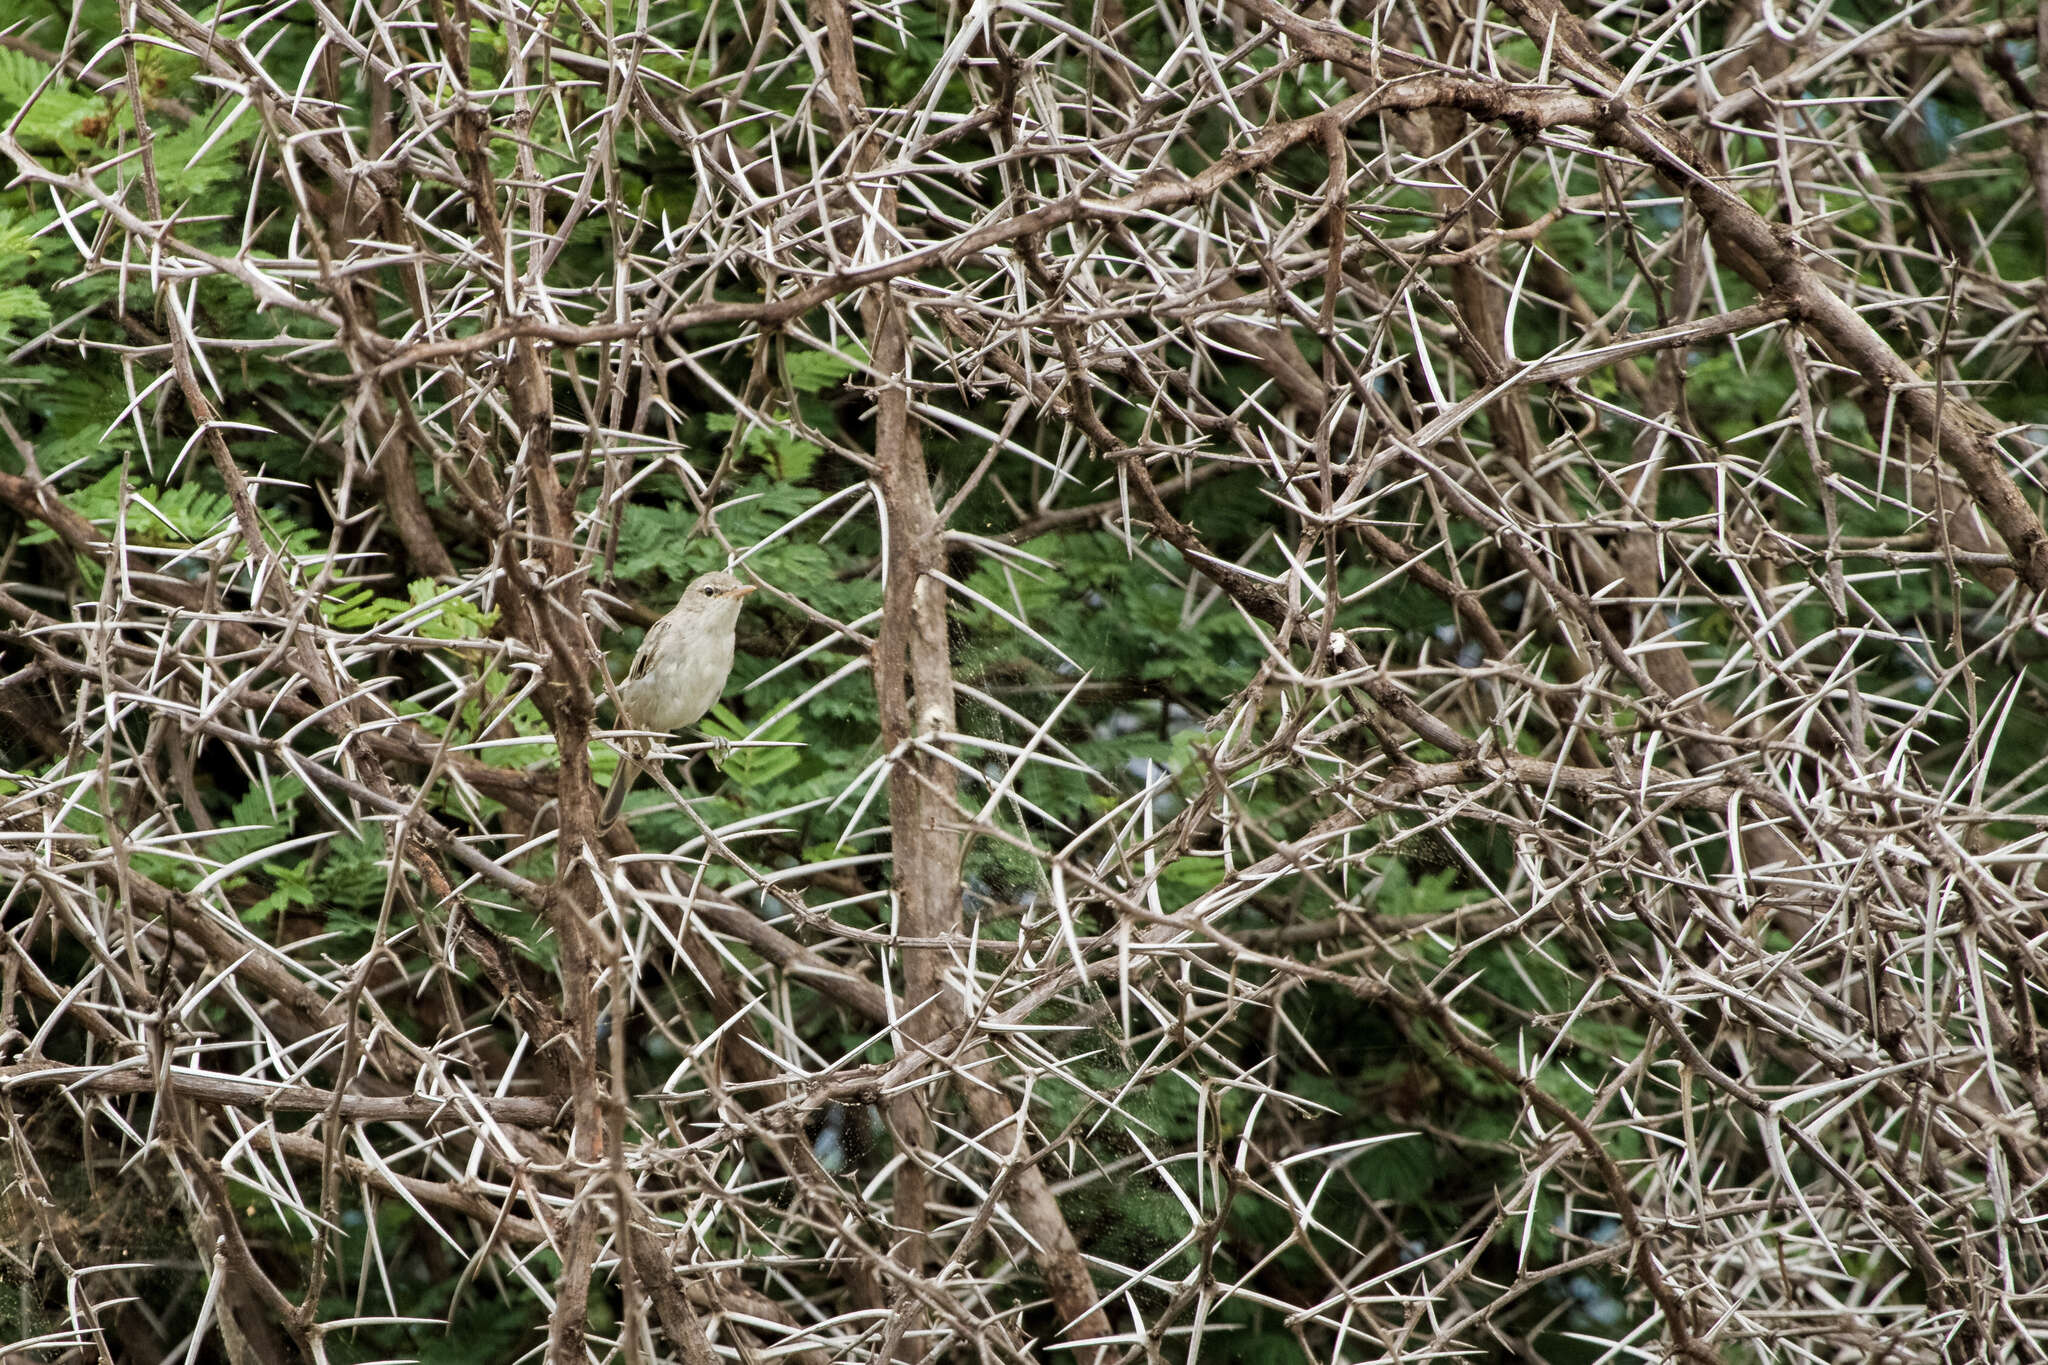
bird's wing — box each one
[626,614,679,684]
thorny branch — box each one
[5,0,2048,1362]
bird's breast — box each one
[620,636,735,731]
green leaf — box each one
[783,341,866,393]
[702,704,805,791]
[0,208,43,270]
[1354,1132,1439,1203]
[0,284,51,336]
[242,862,318,923]
[0,49,104,154]
[325,579,497,637]
[212,776,308,865]
[706,413,824,481]
[144,103,260,199]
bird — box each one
[601,570,756,825]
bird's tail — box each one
[601,757,639,825]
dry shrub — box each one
[2,1,2046,1362]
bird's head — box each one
[679,570,757,627]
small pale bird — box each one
[602,570,756,825]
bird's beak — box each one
[730,584,758,598]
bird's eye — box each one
[701,585,719,597]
